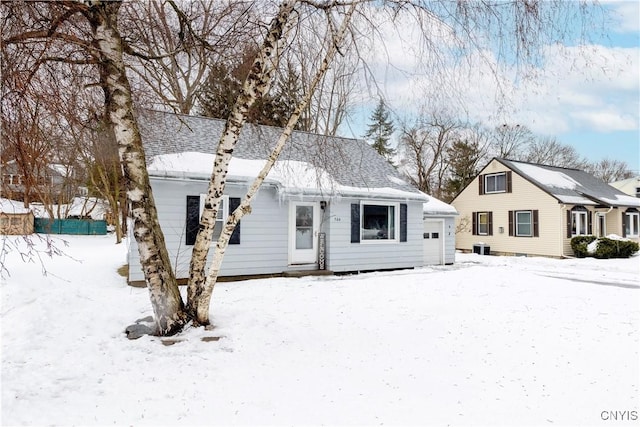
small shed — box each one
[0,198,34,235]
[423,196,458,265]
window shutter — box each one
[350,203,360,243]
[229,197,241,245]
[622,212,627,237]
[566,210,572,238]
[472,212,477,235]
[587,211,593,235]
[508,210,514,236]
[488,212,493,236]
[533,210,539,237]
[506,171,513,193]
[400,203,408,242]
[186,195,200,245]
[478,175,484,195]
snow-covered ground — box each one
[1,234,638,426]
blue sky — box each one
[341,0,640,174]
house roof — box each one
[496,158,640,208]
[610,176,640,196]
[138,110,427,201]
[423,196,458,216]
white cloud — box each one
[606,0,640,33]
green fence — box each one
[34,218,108,235]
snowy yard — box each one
[1,234,638,426]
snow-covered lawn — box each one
[1,235,638,426]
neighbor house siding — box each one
[453,159,563,257]
[326,199,424,272]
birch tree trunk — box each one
[186,0,296,323]
[191,3,359,325]
[87,1,187,335]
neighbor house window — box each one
[472,211,493,236]
[478,212,489,235]
[485,173,506,193]
[624,209,639,237]
[516,211,532,236]
[361,202,398,241]
[571,207,588,236]
[509,210,539,237]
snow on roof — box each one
[139,110,427,202]
[423,196,458,215]
[148,152,428,200]
[499,158,640,208]
[513,162,579,189]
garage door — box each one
[423,220,443,265]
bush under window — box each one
[571,235,639,259]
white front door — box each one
[289,202,320,265]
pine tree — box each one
[364,99,395,162]
[442,139,482,202]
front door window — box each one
[295,206,314,249]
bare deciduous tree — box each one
[399,111,461,199]
[586,158,634,183]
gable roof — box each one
[138,110,427,201]
[495,158,640,208]
[610,176,640,196]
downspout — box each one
[560,204,568,258]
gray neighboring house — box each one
[423,196,458,265]
[127,110,428,285]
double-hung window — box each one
[186,195,241,245]
[625,210,639,237]
[485,173,506,193]
[515,211,532,236]
[361,202,398,242]
[477,212,489,235]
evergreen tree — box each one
[364,99,395,162]
[442,139,482,202]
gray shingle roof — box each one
[137,110,426,200]
[497,158,640,208]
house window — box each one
[485,173,506,193]
[472,211,493,236]
[477,212,489,235]
[186,195,241,245]
[625,210,639,237]
[635,187,640,198]
[516,211,532,236]
[361,202,398,241]
[571,208,588,236]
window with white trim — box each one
[361,202,398,242]
[571,209,588,236]
[515,211,532,236]
[477,212,489,235]
[625,211,639,237]
[484,172,506,193]
[200,194,228,240]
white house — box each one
[127,111,430,285]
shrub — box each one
[571,235,596,258]
[571,235,639,259]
